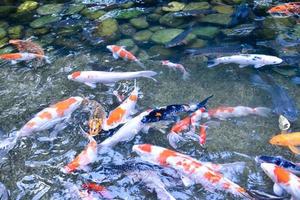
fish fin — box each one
[167,132,184,149]
[253,107,272,117]
[288,145,300,154]
[181,174,194,187]
[254,64,265,68]
[135,60,146,69]
[207,59,219,68]
[141,125,151,133]
[44,56,51,64]
[238,64,248,68]
[273,183,284,196]
[84,82,97,88]
[214,162,246,180]
[182,71,190,80]
[11,60,17,65]
[194,95,214,111]
[113,53,119,59]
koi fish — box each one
[126,170,176,200]
[168,108,205,148]
[18,97,83,137]
[228,3,251,27]
[199,123,207,146]
[86,100,106,136]
[260,163,300,199]
[251,74,298,122]
[185,44,254,56]
[269,132,300,154]
[67,70,157,88]
[9,39,44,55]
[202,106,271,120]
[255,155,300,175]
[247,189,287,200]
[99,110,152,149]
[268,2,300,18]
[0,52,50,64]
[82,183,112,199]
[161,60,190,80]
[207,54,282,68]
[165,24,194,48]
[106,45,145,68]
[141,95,213,123]
[132,144,251,199]
[63,135,97,173]
[103,86,139,131]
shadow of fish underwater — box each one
[251,73,299,122]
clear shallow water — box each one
[0,0,299,199]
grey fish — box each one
[165,23,195,48]
[172,9,218,17]
[185,44,254,56]
[251,74,298,122]
[228,3,251,27]
[126,170,176,200]
[247,189,287,200]
[0,182,9,200]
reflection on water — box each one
[0,0,299,199]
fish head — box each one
[88,118,102,136]
[132,144,161,164]
[255,155,283,166]
[260,163,277,181]
[269,134,289,146]
[261,163,291,185]
[68,71,81,80]
[267,5,291,18]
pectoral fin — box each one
[238,64,248,68]
[181,175,194,187]
[273,183,284,196]
[113,53,119,59]
[288,145,300,154]
[254,64,265,68]
[11,60,17,65]
[84,82,96,88]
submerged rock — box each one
[0,28,7,39]
[199,13,231,26]
[116,39,135,49]
[159,13,184,27]
[151,28,195,45]
[64,4,85,15]
[162,1,186,12]
[212,5,233,14]
[187,38,207,48]
[129,17,149,29]
[192,26,220,39]
[147,13,161,22]
[133,30,153,42]
[119,23,136,36]
[37,4,64,15]
[17,1,38,13]
[0,37,8,48]
[30,15,61,28]
[81,8,106,20]
[8,25,23,39]
[149,45,173,57]
[96,18,119,38]
[183,2,210,10]
[0,6,15,17]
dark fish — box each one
[251,74,298,122]
[103,161,163,173]
[0,182,9,200]
[165,23,195,48]
[255,155,300,175]
[185,44,254,56]
[228,3,251,27]
[247,189,287,200]
[141,95,213,123]
[172,9,218,17]
[291,77,300,85]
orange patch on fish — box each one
[53,97,77,116]
[158,149,177,166]
[71,71,81,79]
[223,182,231,190]
[38,111,52,120]
[25,121,36,128]
[171,116,191,133]
[274,166,290,184]
[208,106,234,116]
[138,144,152,153]
[106,107,126,126]
[129,94,138,101]
[0,53,22,60]
[82,183,106,192]
[204,171,222,183]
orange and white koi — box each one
[99,110,152,149]
[199,124,207,146]
[107,45,145,68]
[103,86,139,131]
[9,39,45,55]
[161,60,190,80]
[82,183,112,199]
[202,106,271,120]
[269,132,300,154]
[18,97,83,137]
[260,163,300,199]
[268,2,300,18]
[167,108,205,148]
[68,70,156,88]
[63,136,97,173]
[0,52,50,64]
[132,144,251,199]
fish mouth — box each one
[67,75,72,80]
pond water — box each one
[0,0,299,199]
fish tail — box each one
[253,107,272,117]
[195,95,213,110]
[135,60,146,69]
[207,59,219,68]
[288,145,300,154]
[167,132,184,149]
[182,70,190,80]
[139,70,157,82]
